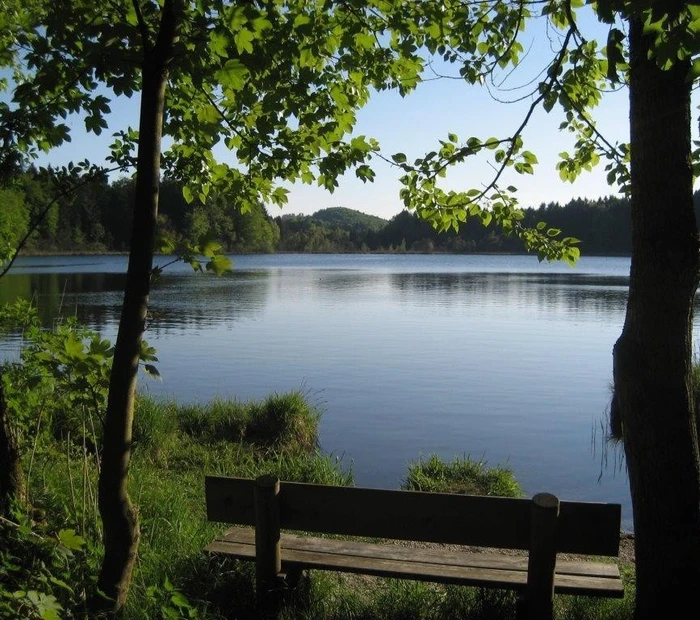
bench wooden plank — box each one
[208,527,621,577]
[205,527,624,598]
[205,476,621,556]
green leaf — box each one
[350,135,372,153]
[210,32,230,58]
[170,592,192,609]
[355,164,375,182]
[139,341,159,363]
[271,187,289,206]
[354,32,375,50]
[606,28,625,83]
[217,59,249,91]
[64,333,85,359]
[58,528,85,551]
[522,151,538,164]
[49,576,73,593]
[202,239,222,258]
[143,364,161,379]
[293,14,312,29]
[392,153,407,164]
[234,28,255,55]
[206,254,233,276]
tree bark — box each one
[95,1,180,611]
[613,18,700,618]
[0,366,24,516]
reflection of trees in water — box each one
[1,270,271,335]
[10,266,700,335]
[0,272,127,329]
[311,270,379,293]
[137,271,271,334]
[388,272,631,317]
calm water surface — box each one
[3,254,638,529]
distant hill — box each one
[309,207,388,232]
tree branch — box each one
[131,0,152,53]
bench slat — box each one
[205,527,624,598]
[209,527,621,577]
[205,476,621,556]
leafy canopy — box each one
[1,1,423,208]
[3,1,700,266]
[377,0,700,264]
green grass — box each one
[135,390,321,454]
[9,392,635,620]
[403,454,522,497]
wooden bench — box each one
[205,475,624,620]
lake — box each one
[2,253,639,530]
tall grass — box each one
[134,390,321,454]
[403,454,522,497]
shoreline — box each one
[15,249,634,258]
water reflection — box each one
[146,271,271,332]
[0,269,272,334]
[387,272,630,317]
[0,272,128,328]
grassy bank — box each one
[2,391,634,619]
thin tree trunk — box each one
[96,1,180,611]
[0,366,24,516]
[613,18,700,618]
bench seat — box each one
[206,526,624,598]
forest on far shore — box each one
[4,169,696,257]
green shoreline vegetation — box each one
[0,305,633,619]
[7,171,700,259]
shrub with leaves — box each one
[143,578,199,620]
[1,300,158,454]
[0,512,95,619]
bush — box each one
[0,512,97,620]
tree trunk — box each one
[0,366,24,516]
[613,18,700,618]
[96,2,180,611]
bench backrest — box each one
[205,475,620,556]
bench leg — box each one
[256,570,309,618]
[284,568,307,591]
[525,494,557,620]
[256,574,287,619]
[516,594,553,620]
[255,476,283,617]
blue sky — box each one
[32,9,636,221]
